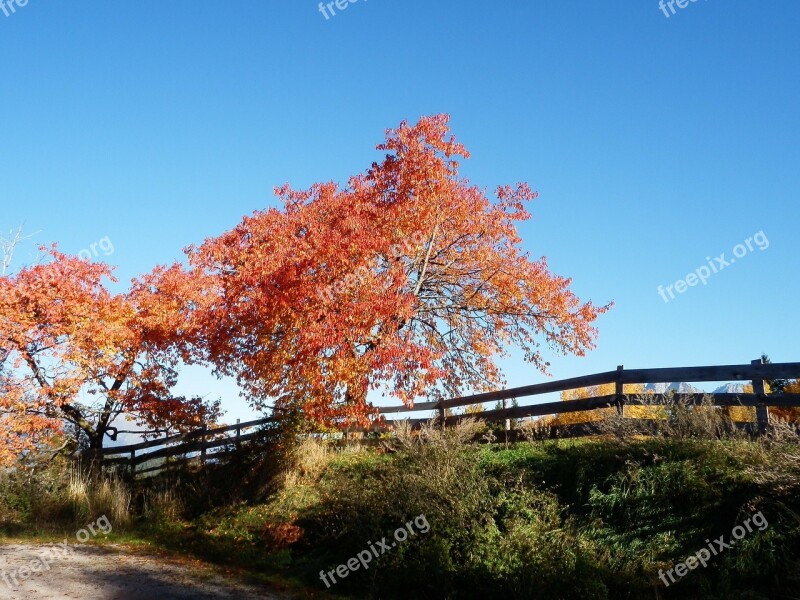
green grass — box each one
[4,433,800,599]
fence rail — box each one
[96,358,800,475]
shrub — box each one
[295,420,607,599]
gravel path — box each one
[0,543,290,599]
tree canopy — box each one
[0,249,220,464]
[185,115,610,427]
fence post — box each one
[504,398,511,445]
[752,358,769,436]
[235,418,241,450]
[129,449,136,476]
[616,365,625,415]
[438,399,446,429]
[200,424,207,463]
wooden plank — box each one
[434,362,800,412]
[381,362,800,418]
[135,445,247,476]
[109,391,800,466]
[747,393,800,407]
[131,429,268,465]
[620,362,800,385]
[440,370,619,410]
[200,415,276,435]
[432,393,800,427]
[627,393,800,407]
[99,416,276,456]
[444,394,620,424]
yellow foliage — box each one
[770,380,800,422]
[742,382,773,394]
[733,381,800,422]
[549,383,645,425]
[719,405,756,423]
[548,380,800,426]
[624,404,666,420]
[544,407,613,426]
[561,383,644,401]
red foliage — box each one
[0,248,220,465]
[186,115,610,428]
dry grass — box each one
[593,393,750,441]
[391,417,486,450]
[272,436,338,498]
[68,465,132,525]
[141,486,183,522]
[289,437,331,479]
[517,417,557,442]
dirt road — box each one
[0,543,290,599]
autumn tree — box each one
[722,376,799,423]
[544,383,646,426]
[186,115,610,427]
[0,248,220,466]
[777,381,800,422]
[759,353,799,421]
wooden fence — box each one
[97,358,800,475]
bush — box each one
[295,420,607,599]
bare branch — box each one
[1,225,40,276]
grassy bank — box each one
[3,421,800,599]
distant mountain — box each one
[712,383,748,394]
[640,382,749,394]
[643,382,702,394]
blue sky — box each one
[1,1,798,423]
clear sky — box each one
[1,1,798,423]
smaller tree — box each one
[764,370,800,422]
[0,248,220,466]
[761,354,789,394]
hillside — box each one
[5,418,800,600]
